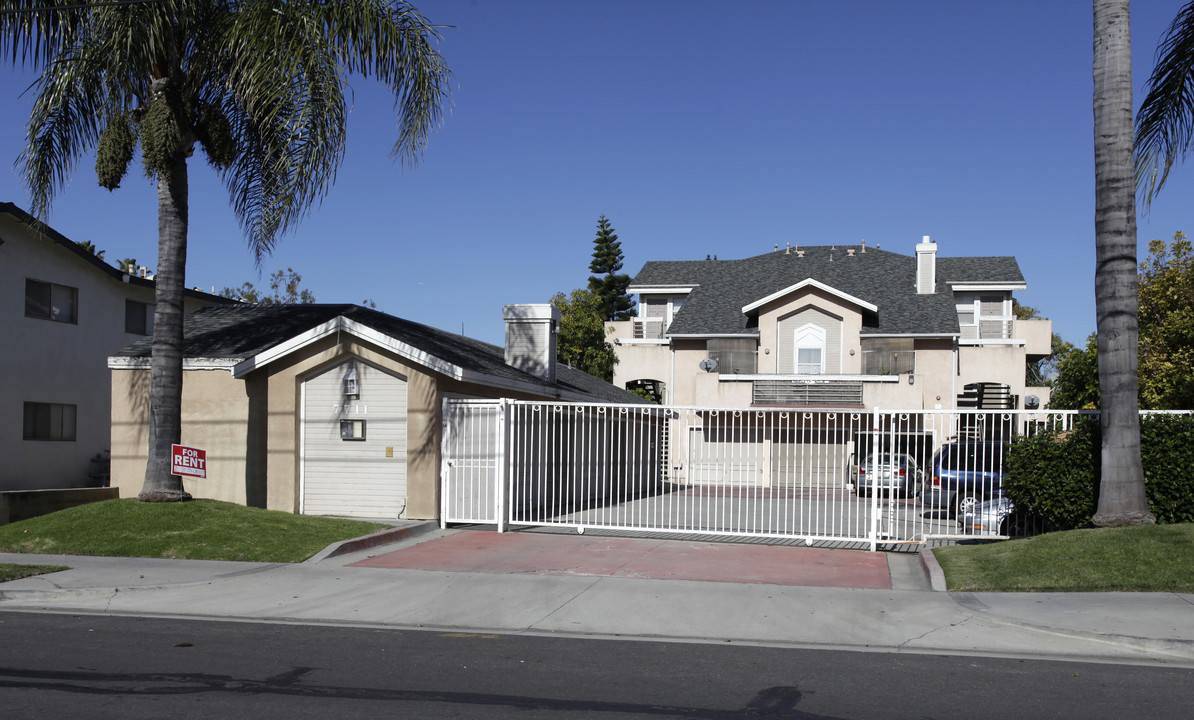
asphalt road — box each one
[1,611,1191,719]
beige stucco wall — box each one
[959,343,1030,403]
[110,368,250,503]
[2,212,213,492]
[755,288,865,374]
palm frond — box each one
[1136,1,1194,206]
[317,0,452,166]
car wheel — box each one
[950,494,978,519]
[1000,513,1031,538]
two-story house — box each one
[610,236,1051,410]
[1,202,229,492]
[607,237,1052,487]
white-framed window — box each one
[633,295,686,339]
[25,279,78,324]
[793,324,826,374]
[125,299,154,335]
[23,402,77,441]
[956,293,1011,340]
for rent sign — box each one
[171,444,207,478]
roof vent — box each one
[847,249,855,257]
[860,239,866,253]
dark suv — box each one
[924,441,1008,518]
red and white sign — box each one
[171,444,207,478]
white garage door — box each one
[301,360,408,518]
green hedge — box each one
[1003,414,1194,529]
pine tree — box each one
[587,215,636,321]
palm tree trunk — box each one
[1092,0,1153,526]
[138,149,192,502]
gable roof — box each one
[0,201,229,305]
[110,303,646,404]
[631,244,1024,337]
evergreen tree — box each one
[587,215,635,321]
[552,289,617,382]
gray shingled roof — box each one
[114,303,646,404]
[632,244,1023,336]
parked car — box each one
[960,494,1034,537]
[924,441,1008,517]
[854,453,922,497]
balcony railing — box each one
[752,379,864,406]
[632,318,665,340]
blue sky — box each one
[2,0,1193,347]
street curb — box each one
[918,546,948,592]
[305,521,441,563]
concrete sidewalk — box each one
[1,525,1192,666]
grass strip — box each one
[0,564,69,583]
[933,523,1194,592]
[0,499,387,563]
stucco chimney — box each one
[916,235,937,294]
[502,304,560,383]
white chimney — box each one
[916,235,937,294]
[502,304,560,383]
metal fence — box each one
[441,399,1111,550]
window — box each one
[792,324,826,374]
[340,419,366,441]
[125,299,154,335]
[25,279,77,323]
[797,347,823,374]
[956,293,1011,340]
[707,338,757,374]
[861,338,916,375]
[23,402,77,441]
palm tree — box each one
[1,0,451,502]
[76,239,105,260]
[1091,0,1154,526]
[1135,1,1194,205]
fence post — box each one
[868,408,881,552]
[496,398,510,533]
[440,398,451,530]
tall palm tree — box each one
[1092,0,1154,526]
[1,0,451,501]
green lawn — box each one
[933,523,1194,592]
[0,499,387,563]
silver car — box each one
[960,495,1034,537]
[854,453,922,497]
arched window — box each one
[793,324,825,374]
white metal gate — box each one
[441,399,1091,549]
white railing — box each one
[441,400,1124,549]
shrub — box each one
[1003,419,1099,529]
[1003,414,1194,528]
[1140,414,1194,524]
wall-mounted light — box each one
[907,374,915,385]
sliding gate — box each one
[442,399,1083,549]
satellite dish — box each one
[699,357,719,373]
